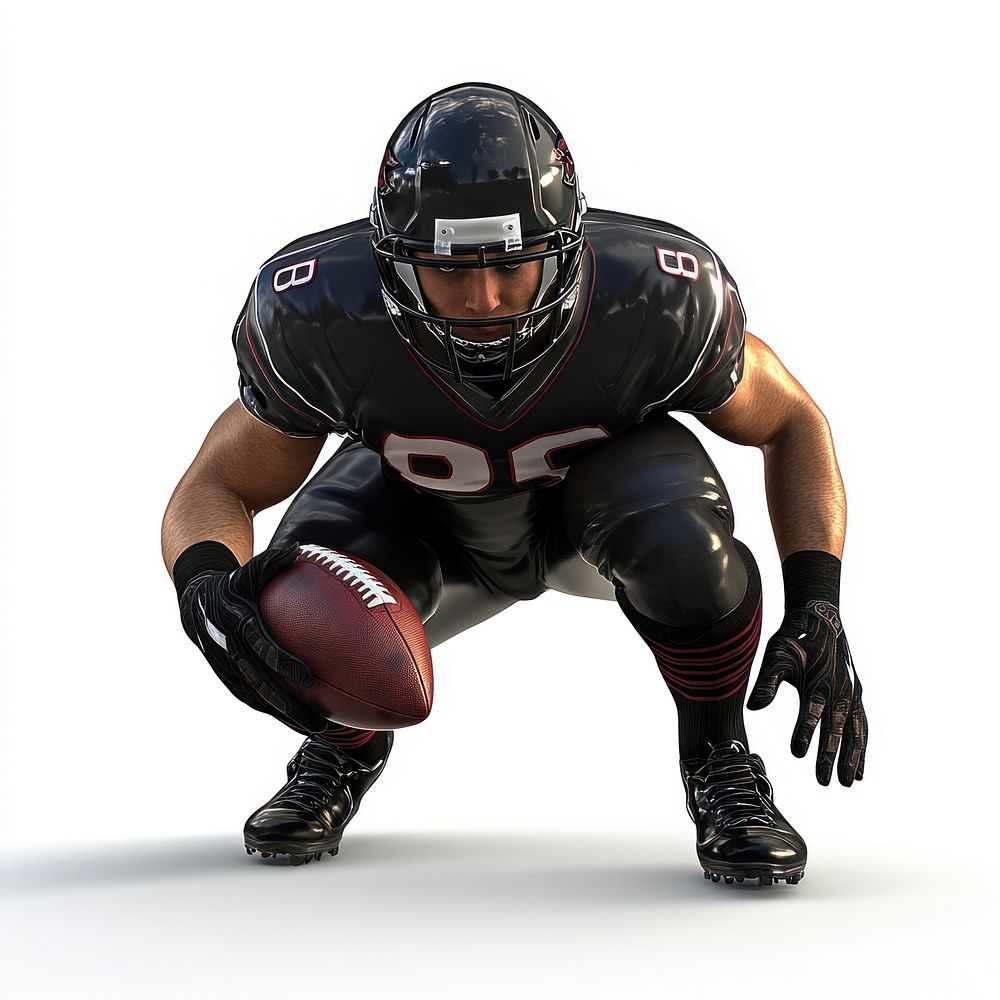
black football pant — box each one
[270,413,760,755]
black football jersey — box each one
[232,208,746,500]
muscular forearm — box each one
[161,475,254,580]
[760,410,846,561]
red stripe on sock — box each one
[649,614,762,670]
[639,596,762,703]
[638,595,762,658]
[654,653,754,700]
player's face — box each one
[413,246,544,342]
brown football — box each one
[258,544,433,729]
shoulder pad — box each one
[584,209,746,416]
[232,219,383,436]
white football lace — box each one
[299,544,397,609]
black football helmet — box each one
[370,82,587,386]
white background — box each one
[1,1,997,996]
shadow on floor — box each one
[0,830,900,907]
[0,831,743,904]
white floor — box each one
[1,826,992,999]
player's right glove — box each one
[746,549,868,787]
[748,601,867,786]
[174,541,330,735]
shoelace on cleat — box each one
[269,740,369,813]
[689,750,778,832]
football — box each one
[258,544,433,730]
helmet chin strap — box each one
[450,316,543,373]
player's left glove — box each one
[746,551,868,787]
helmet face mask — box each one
[370,83,587,387]
[373,228,585,384]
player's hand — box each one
[747,600,867,787]
[177,543,330,734]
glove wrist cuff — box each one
[172,540,241,601]
[781,549,841,612]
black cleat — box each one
[243,732,393,865]
[681,740,806,887]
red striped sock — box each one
[643,595,761,703]
[616,539,763,758]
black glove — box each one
[746,551,868,787]
[175,541,329,734]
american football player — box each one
[161,82,867,885]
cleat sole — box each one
[244,836,344,863]
[702,868,805,887]
[243,840,342,866]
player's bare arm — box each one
[696,332,846,558]
[161,400,325,572]
[696,332,865,787]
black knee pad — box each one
[608,503,749,626]
[618,537,761,640]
